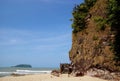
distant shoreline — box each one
[11,64,32,68]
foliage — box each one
[71,0,97,33]
[71,3,87,33]
[93,16,106,31]
[85,0,97,9]
[107,0,120,62]
[107,0,120,30]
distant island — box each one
[12,64,32,68]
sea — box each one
[0,67,57,77]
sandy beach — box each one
[0,74,109,81]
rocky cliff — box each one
[69,0,120,74]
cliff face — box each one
[69,0,120,72]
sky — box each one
[0,0,83,67]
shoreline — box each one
[0,67,53,77]
[0,74,109,81]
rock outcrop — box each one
[69,0,120,80]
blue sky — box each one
[0,0,83,67]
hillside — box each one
[69,0,120,80]
[12,64,32,68]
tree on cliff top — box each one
[71,0,96,33]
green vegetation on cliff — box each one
[70,0,120,72]
[107,0,120,64]
[71,0,96,33]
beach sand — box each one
[0,74,109,81]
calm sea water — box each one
[0,67,58,77]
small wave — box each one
[0,70,52,76]
[0,72,14,77]
[0,72,13,74]
[16,70,51,74]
